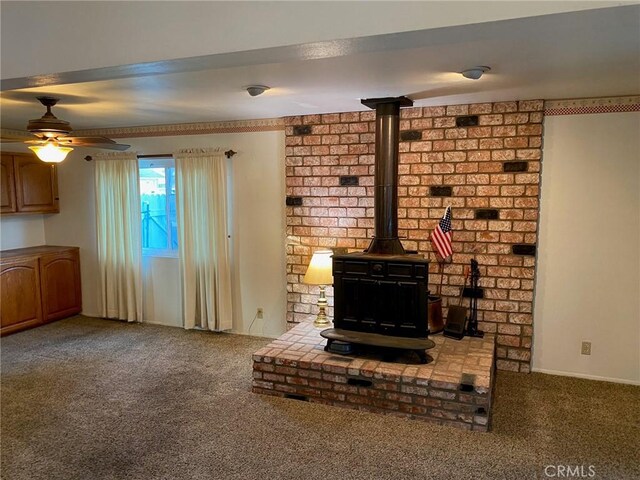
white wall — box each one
[43,131,287,337]
[0,215,45,250]
[534,112,640,384]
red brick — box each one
[349,123,369,133]
[479,138,504,150]
[456,139,479,150]
[469,103,492,114]
[423,129,444,140]
[330,124,348,134]
[479,114,503,125]
[410,141,433,152]
[302,114,321,124]
[518,100,544,112]
[285,100,542,373]
[434,117,456,128]
[433,140,456,151]
[493,102,518,113]
[444,151,467,162]
[467,174,490,184]
[445,128,468,139]
[504,113,530,125]
[410,118,433,129]
[504,137,529,148]
[467,126,492,138]
[517,124,543,136]
[423,106,446,117]
[516,149,541,160]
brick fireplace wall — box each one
[284,100,544,372]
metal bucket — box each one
[428,295,444,334]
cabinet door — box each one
[13,155,59,213]
[40,249,82,322]
[0,257,43,335]
[1,154,16,213]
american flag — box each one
[431,206,453,261]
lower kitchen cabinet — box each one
[0,246,82,336]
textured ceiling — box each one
[1,5,638,130]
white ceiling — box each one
[1,5,638,131]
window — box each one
[139,158,177,256]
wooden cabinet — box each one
[1,155,16,213]
[0,246,82,335]
[0,257,42,335]
[40,250,82,322]
[1,152,59,215]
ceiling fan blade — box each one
[59,136,131,151]
[0,129,39,142]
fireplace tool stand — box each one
[466,259,484,338]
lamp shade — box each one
[302,249,333,285]
[29,143,73,163]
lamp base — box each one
[313,285,331,328]
[313,314,331,328]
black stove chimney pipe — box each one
[361,96,413,255]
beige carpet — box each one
[1,316,638,480]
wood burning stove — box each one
[321,96,434,362]
[332,253,428,338]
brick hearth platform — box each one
[252,321,496,431]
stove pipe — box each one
[361,96,414,255]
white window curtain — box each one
[174,148,233,331]
[94,151,143,322]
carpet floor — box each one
[1,316,638,480]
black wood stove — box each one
[321,96,434,363]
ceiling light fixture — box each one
[246,85,270,97]
[461,66,491,80]
[29,139,73,163]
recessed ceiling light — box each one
[246,85,270,97]
[461,66,491,80]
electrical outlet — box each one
[581,341,591,355]
[256,308,264,319]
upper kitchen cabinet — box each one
[1,152,59,215]
[1,154,17,213]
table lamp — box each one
[302,249,333,328]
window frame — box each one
[139,157,178,258]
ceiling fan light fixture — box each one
[29,142,73,163]
[246,85,270,97]
[461,66,491,80]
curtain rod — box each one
[84,150,237,161]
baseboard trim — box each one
[137,318,283,339]
[141,319,183,328]
[82,312,282,338]
[532,368,640,386]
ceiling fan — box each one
[1,96,130,163]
